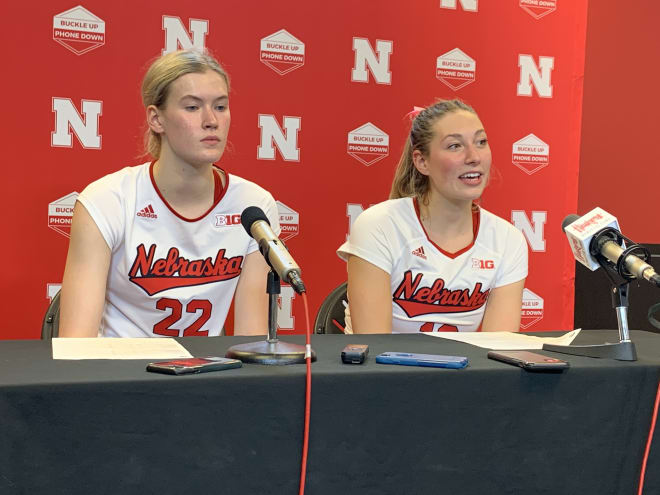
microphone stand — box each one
[226,270,316,365]
[544,228,638,361]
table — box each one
[1,330,660,494]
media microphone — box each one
[563,207,660,287]
[241,206,306,294]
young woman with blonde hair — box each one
[338,99,527,333]
[60,49,278,337]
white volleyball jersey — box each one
[337,197,528,333]
[77,162,280,338]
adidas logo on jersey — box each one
[137,204,157,219]
[412,246,427,260]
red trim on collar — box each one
[149,161,230,222]
[413,197,480,259]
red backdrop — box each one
[2,0,588,339]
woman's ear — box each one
[412,149,429,177]
[146,105,164,134]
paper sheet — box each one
[423,329,581,350]
[52,337,193,360]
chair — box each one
[314,282,348,334]
[42,290,61,339]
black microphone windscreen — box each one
[562,214,580,232]
[241,206,270,237]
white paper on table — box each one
[52,337,193,360]
[423,329,581,350]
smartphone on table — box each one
[146,356,242,375]
[487,350,569,371]
[376,352,468,369]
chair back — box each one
[314,282,347,334]
[42,290,61,339]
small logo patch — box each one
[412,246,427,260]
[137,204,157,219]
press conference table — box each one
[1,330,660,495]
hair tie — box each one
[405,106,425,121]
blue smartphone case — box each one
[375,352,468,369]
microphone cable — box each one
[298,292,312,495]
[637,376,660,495]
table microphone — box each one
[241,206,306,294]
[563,207,660,287]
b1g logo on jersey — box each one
[440,0,478,11]
[53,6,105,55]
[347,123,389,166]
[521,288,544,329]
[48,192,78,238]
[260,29,305,75]
[520,0,556,20]
[215,213,241,227]
[277,201,300,241]
[512,134,550,175]
[436,48,476,91]
[472,258,495,270]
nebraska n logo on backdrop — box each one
[257,115,301,161]
[517,55,554,98]
[51,98,102,149]
[511,210,547,252]
[162,16,208,54]
[351,38,393,85]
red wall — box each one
[3,0,587,338]
[579,0,660,243]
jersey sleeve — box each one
[337,204,395,275]
[76,172,126,251]
[494,224,528,288]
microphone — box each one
[563,207,660,287]
[241,206,306,294]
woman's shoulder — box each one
[81,162,149,196]
[357,197,415,224]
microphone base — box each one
[542,341,637,361]
[226,340,316,365]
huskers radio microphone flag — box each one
[563,207,660,287]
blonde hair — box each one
[390,99,477,203]
[141,49,230,159]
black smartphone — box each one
[487,350,569,371]
[146,356,242,375]
[341,344,369,364]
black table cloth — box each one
[1,330,659,494]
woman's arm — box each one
[233,250,270,335]
[59,202,111,337]
[346,255,393,333]
[480,279,526,332]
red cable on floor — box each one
[638,377,660,495]
[298,292,312,495]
